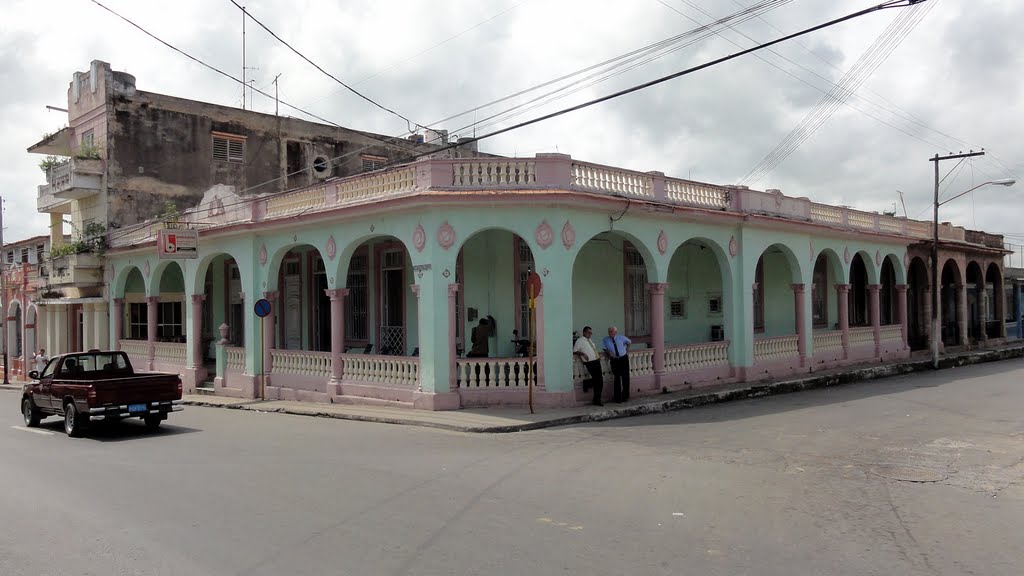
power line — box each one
[227,0,425,132]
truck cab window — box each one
[41,358,58,379]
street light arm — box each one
[937,179,1016,207]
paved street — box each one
[2,359,1023,576]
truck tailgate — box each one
[92,374,181,406]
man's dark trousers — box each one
[584,360,603,404]
[610,355,630,402]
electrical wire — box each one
[228,0,426,132]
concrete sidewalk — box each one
[4,344,1021,432]
[174,343,1024,433]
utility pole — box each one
[1,197,8,385]
[272,73,282,117]
[241,5,246,110]
[930,150,984,369]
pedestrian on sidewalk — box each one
[602,326,631,403]
[573,326,603,406]
[33,349,48,373]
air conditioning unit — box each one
[710,325,725,342]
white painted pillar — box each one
[93,302,108,350]
[81,303,94,351]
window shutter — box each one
[213,135,245,163]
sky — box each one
[1,0,1022,263]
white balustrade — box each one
[629,349,655,377]
[341,354,419,387]
[270,349,332,378]
[663,341,730,372]
[120,340,149,367]
[849,326,875,346]
[812,331,843,352]
[456,357,536,388]
[880,325,903,343]
[572,356,612,383]
[664,180,730,209]
[453,161,536,186]
[266,185,327,218]
[571,163,652,197]
[336,167,415,203]
[810,204,843,225]
[225,347,245,371]
[153,342,187,365]
[847,211,876,229]
[754,335,799,361]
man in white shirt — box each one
[573,326,604,406]
[34,349,48,373]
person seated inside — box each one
[467,318,492,358]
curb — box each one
[178,344,1024,433]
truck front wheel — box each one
[22,398,41,427]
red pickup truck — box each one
[21,350,183,437]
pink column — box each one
[262,291,278,375]
[145,296,158,370]
[325,288,349,385]
[444,284,457,391]
[649,283,667,379]
[190,295,205,369]
[836,284,850,359]
[956,283,968,347]
[113,298,124,351]
[922,286,933,349]
[895,284,909,349]
[868,284,881,357]
[534,293,545,389]
[791,283,806,365]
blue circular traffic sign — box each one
[254,298,272,318]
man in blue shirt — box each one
[602,326,631,402]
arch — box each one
[155,260,185,295]
[753,243,802,337]
[879,256,898,325]
[848,253,872,326]
[113,264,147,299]
[571,229,659,282]
[940,258,963,346]
[456,228,537,358]
[850,250,879,285]
[571,230,658,344]
[883,253,906,285]
[7,299,22,359]
[265,243,328,292]
[664,237,732,345]
[965,261,985,343]
[811,248,844,330]
[191,249,252,296]
[986,262,1004,339]
[907,257,929,350]
[266,243,331,352]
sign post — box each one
[525,272,542,414]
[254,298,272,400]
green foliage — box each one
[74,143,102,159]
[49,222,108,260]
[38,155,67,174]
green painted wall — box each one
[666,243,724,345]
[572,234,626,340]
[125,269,145,294]
[159,263,185,293]
[762,250,796,337]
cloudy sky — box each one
[2,0,1022,262]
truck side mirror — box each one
[28,371,39,380]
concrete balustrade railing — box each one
[813,331,843,352]
[629,349,655,377]
[120,340,149,367]
[848,326,875,346]
[108,152,968,249]
[456,357,536,388]
[270,349,331,378]
[341,354,419,387]
[754,335,799,361]
[663,341,730,372]
[880,325,903,343]
[153,342,187,365]
[225,347,245,371]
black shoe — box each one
[612,397,622,403]
[592,401,604,407]
[582,384,591,393]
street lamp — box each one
[931,178,1016,369]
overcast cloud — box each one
[1,0,1022,262]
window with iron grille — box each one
[20,248,28,263]
[670,298,686,319]
[212,134,245,163]
[157,302,183,340]
[345,251,369,341]
[361,155,387,172]
[128,303,148,340]
[624,242,650,337]
[36,244,44,263]
[517,237,536,334]
[753,258,765,332]
[6,251,12,263]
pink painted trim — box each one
[869,284,882,357]
[448,283,459,393]
[792,284,806,365]
[190,294,205,369]
[113,298,124,350]
[836,284,850,359]
[145,296,158,370]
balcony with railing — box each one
[37,158,103,213]
[108,153,966,249]
[48,252,103,287]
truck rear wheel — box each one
[64,401,85,437]
[22,398,41,427]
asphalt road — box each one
[2,358,1023,576]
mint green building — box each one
[102,154,1010,409]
